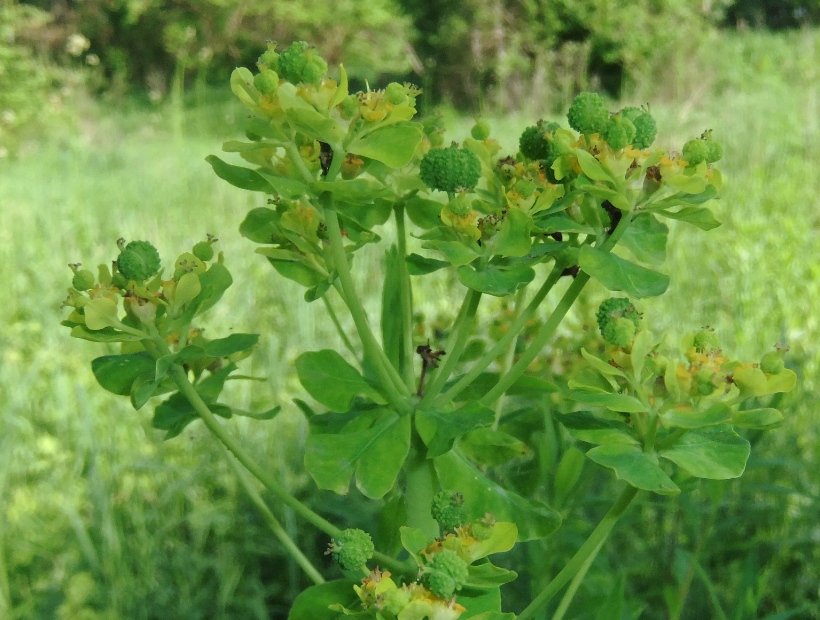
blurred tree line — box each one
[1,0,819,152]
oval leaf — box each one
[659,425,750,479]
[567,390,648,413]
[555,411,640,445]
[660,402,731,429]
[347,123,424,168]
[296,349,381,412]
[580,245,669,298]
[457,265,535,297]
[586,444,680,495]
[91,353,155,396]
[205,155,273,192]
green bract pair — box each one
[62,40,792,620]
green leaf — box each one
[400,526,431,564]
[458,588,504,619]
[416,402,496,458]
[659,425,750,479]
[620,213,668,265]
[269,259,325,287]
[347,123,424,168]
[285,107,344,144]
[229,67,260,110]
[581,348,625,377]
[566,390,648,413]
[494,209,533,257]
[287,580,359,620]
[435,450,561,540]
[656,206,721,230]
[204,333,259,358]
[574,149,614,183]
[405,195,444,230]
[731,407,784,430]
[586,444,680,495]
[466,613,515,620]
[459,428,529,466]
[205,155,273,192]
[580,246,670,298]
[239,208,280,243]
[555,411,640,445]
[69,324,141,343]
[554,446,585,504]
[663,171,708,193]
[584,184,631,211]
[305,409,411,498]
[465,562,518,589]
[296,349,381,412]
[630,329,656,381]
[255,171,310,199]
[130,374,160,410]
[457,265,535,297]
[422,239,481,266]
[91,353,155,396]
[660,402,731,429]
[313,178,388,205]
[406,253,449,275]
[84,297,121,331]
[460,521,517,562]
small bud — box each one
[192,240,215,262]
[471,118,491,141]
[384,82,407,105]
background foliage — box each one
[1,1,819,618]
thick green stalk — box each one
[323,204,411,408]
[394,203,416,391]
[404,430,439,539]
[164,361,341,538]
[493,287,527,426]
[224,445,326,585]
[517,486,639,620]
[550,538,605,620]
[419,289,482,405]
[433,265,562,408]
[321,294,359,360]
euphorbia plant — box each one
[61,41,796,618]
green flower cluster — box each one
[257,41,327,86]
[419,144,482,194]
[328,528,375,572]
[596,297,641,348]
[421,550,469,599]
[682,131,723,166]
[116,240,161,282]
[431,491,464,532]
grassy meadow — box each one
[1,28,818,619]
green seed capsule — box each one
[72,270,96,291]
[192,241,214,262]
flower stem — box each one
[321,293,359,361]
[223,444,326,585]
[516,486,639,620]
[433,265,562,407]
[323,202,410,408]
[550,537,606,620]
[394,202,416,391]
[419,288,482,405]
[162,357,341,538]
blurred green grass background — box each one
[1,27,819,620]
